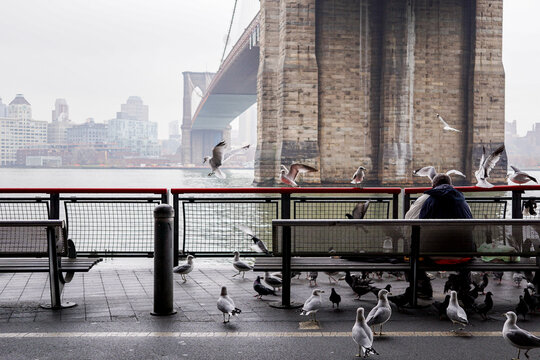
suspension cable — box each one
[220,0,239,65]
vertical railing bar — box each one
[410,225,420,307]
[173,193,180,266]
[392,192,399,219]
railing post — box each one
[409,225,420,307]
[151,204,177,316]
[392,192,399,219]
[281,193,291,219]
[403,192,411,218]
[512,190,523,219]
[161,191,169,205]
[173,193,179,266]
[49,192,60,220]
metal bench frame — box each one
[0,220,102,309]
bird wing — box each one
[254,239,269,254]
[437,114,450,127]
[223,144,250,163]
[234,260,253,271]
[217,297,235,314]
[211,141,227,167]
[510,165,521,173]
[236,224,256,237]
[366,306,390,326]
[476,177,494,188]
[302,295,321,313]
[352,323,372,348]
[446,169,466,178]
[413,166,436,180]
[482,144,505,178]
[352,201,370,219]
[173,263,190,274]
[475,147,486,181]
[288,163,318,180]
[505,328,540,348]
[213,167,226,179]
[352,166,364,180]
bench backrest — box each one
[0,220,66,257]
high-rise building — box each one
[51,98,69,122]
[8,94,32,120]
[0,98,7,117]
[48,98,73,144]
[67,118,108,144]
[120,96,148,122]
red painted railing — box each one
[171,187,402,194]
[0,188,167,194]
[405,184,540,194]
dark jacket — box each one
[420,184,472,219]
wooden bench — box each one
[254,219,540,307]
[0,220,102,309]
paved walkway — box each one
[1,258,540,359]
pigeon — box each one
[508,166,538,185]
[329,288,342,309]
[370,284,392,298]
[253,276,276,299]
[503,311,540,360]
[280,163,318,187]
[514,273,525,287]
[474,291,494,320]
[516,296,530,321]
[436,113,461,132]
[345,200,370,219]
[475,144,505,188]
[349,277,376,300]
[366,289,392,336]
[232,251,253,278]
[216,286,241,323]
[524,288,538,313]
[203,141,250,179]
[476,273,489,295]
[351,166,366,186]
[493,271,504,284]
[236,224,270,254]
[433,295,451,320]
[300,289,325,322]
[173,255,194,282]
[352,307,379,358]
[308,271,319,287]
[412,166,466,182]
[264,271,282,291]
[523,199,538,217]
[447,290,468,331]
[388,287,413,311]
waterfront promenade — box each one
[1,258,538,359]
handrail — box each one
[404,184,540,194]
[0,188,167,194]
[0,220,63,227]
[272,218,540,226]
[172,187,402,194]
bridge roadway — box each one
[0,258,536,359]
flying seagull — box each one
[436,113,461,132]
[346,200,370,219]
[446,290,468,331]
[352,307,379,358]
[503,311,540,360]
[508,166,538,185]
[412,166,466,182]
[351,166,366,186]
[475,144,505,188]
[217,286,241,323]
[236,224,269,254]
[366,289,392,336]
[280,163,318,187]
[173,255,194,282]
[232,251,253,278]
[300,289,325,322]
[203,141,250,179]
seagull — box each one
[300,289,325,322]
[253,276,276,299]
[514,273,525,287]
[475,144,505,188]
[173,255,194,282]
[412,166,466,182]
[508,166,538,185]
[264,271,282,291]
[503,311,540,360]
[308,271,318,287]
[216,286,241,323]
[203,141,250,179]
[351,166,366,186]
[232,251,253,278]
[280,163,318,187]
[329,288,341,309]
[436,113,461,132]
[366,289,392,336]
[446,290,468,331]
[236,224,269,254]
[346,200,370,219]
[352,307,379,358]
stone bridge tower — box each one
[255,0,506,186]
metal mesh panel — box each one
[181,200,278,254]
[293,199,390,219]
[0,201,49,220]
[274,224,411,256]
[0,225,65,256]
[65,201,159,253]
[408,198,507,219]
[522,197,540,242]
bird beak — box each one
[388,292,393,296]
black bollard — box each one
[151,204,177,316]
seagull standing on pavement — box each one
[508,166,538,185]
[366,289,392,336]
[203,141,250,179]
[475,144,505,188]
[300,289,325,322]
[351,166,366,186]
[345,200,370,219]
[280,163,318,187]
[217,286,241,323]
[503,311,540,360]
[447,290,468,331]
[232,251,253,278]
[236,225,269,254]
[436,113,461,132]
[352,307,379,358]
[173,255,194,282]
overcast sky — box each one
[0,0,538,138]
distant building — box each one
[120,96,148,122]
[169,120,180,139]
[51,98,69,122]
[0,98,7,117]
[0,94,47,166]
[48,98,73,144]
[67,118,108,144]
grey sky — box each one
[0,1,538,139]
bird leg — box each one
[379,325,383,336]
[356,344,363,358]
[525,349,530,359]
[182,274,187,282]
[242,272,245,279]
[232,272,240,277]
[222,313,226,323]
